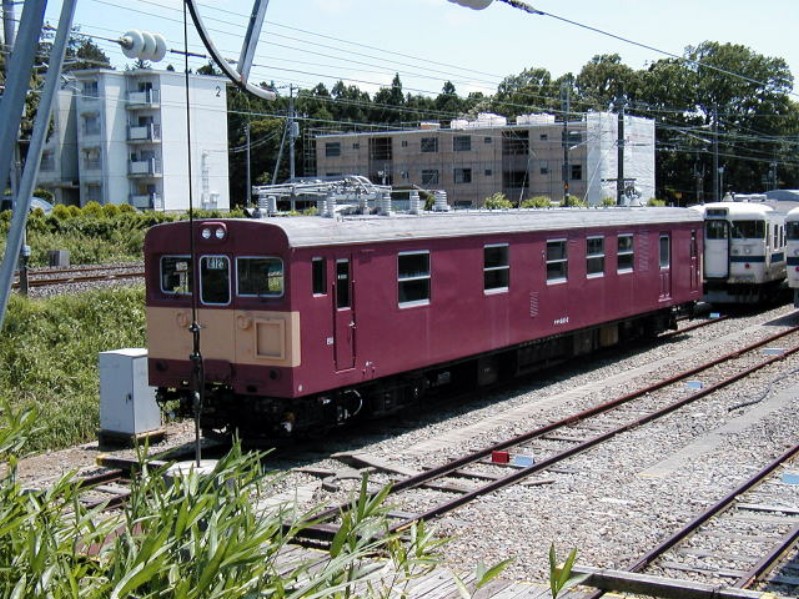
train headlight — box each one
[744,247,752,255]
[199,222,227,242]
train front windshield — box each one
[787,221,799,240]
[730,220,765,240]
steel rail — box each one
[581,442,799,599]
[298,325,799,541]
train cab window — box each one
[160,255,192,295]
[312,257,327,295]
[586,237,604,277]
[200,255,230,305]
[617,234,634,272]
[237,257,283,298]
[659,234,670,268]
[484,244,509,292]
[787,221,799,240]
[731,220,765,240]
[705,220,728,239]
[398,251,431,307]
[546,239,568,282]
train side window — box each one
[484,243,509,292]
[200,255,230,305]
[731,220,764,240]
[787,222,799,240]
[659,234,670,268]
[546,239,568,283]
[691,231,698,258]
[160,255,192,295]
[617,234,634,273]
[312,257,327,295]
[336,260,350,309]
[237,257,283,298]
[398,251,431,307]
[586,236,604,277]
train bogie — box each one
[144,208,703,440]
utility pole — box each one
[245,122,251,204]
[616,93,625,206]
[713,106,720,202]
[288,84,297,180]
[561,82,570,201]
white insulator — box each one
[448,0,493,9]
[325,192,336,218]
[433,190,450,212]
[358,191,368,213]
[121,30,167,62]
[267,195,277,216]
[380,191,393,216]
[409,190,421,214]
[257,191,268,211]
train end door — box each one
[333,257,356,370]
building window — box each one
[570,164,582,180]
[401,140,408,148]
[502,130,529,156]
[352,142,360,150]
[586,236,605,277]
[200,255,231,305]
[484,244,509,292]
[40,151,55,172]
[398,251,431,306]
[454,168,472,184]
[421,137,438,153]
[325,142,341,157]
[421,169,439,185]
[237,257,284,298]
[618,234,634,272]
[485,169,492,177]
[82,80,98,98]
[453,135,471,152]
[312,257,327,295]
[539,160,549,175]
[659,234,670,269]
[484,136,492,144]
[546,239,568,282]
[86,183,102,203]
[540,133,548,141]
[160,255,192,295]
[84,115,100,136]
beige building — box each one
[315,112,656,208]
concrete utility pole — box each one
[713,106,720,202]
[616,94,626,206]
[0,0,77,330]
[561,83,570,200]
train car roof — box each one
[230,207,701,248]
[690,200,799,218]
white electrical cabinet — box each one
[99,348,161,439]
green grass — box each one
[0,286,146,452]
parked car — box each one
[0,196,54,214]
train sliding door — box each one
[704,219,730,279]
[333,257,356,370]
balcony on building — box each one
[129,192,162,210]
[127,89,160,109]
[129,157,162,177]
[127,122,162,143]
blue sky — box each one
[43,0,799,100]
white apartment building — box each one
[315,111,655,207]
[37,68,230,211]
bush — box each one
[600,197,616,207]
[647,198,667,207]
[520,195,552,208]
[483,193,514,210]
[561,195,587,208]
[0,406,510,597]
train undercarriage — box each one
[156,306,688,443]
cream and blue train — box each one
[785,207,799,307]
[690,200,788,304]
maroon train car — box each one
[144,207,703,439]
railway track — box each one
[294,325,799,554]
[574,442,799,598]
[11,263,144,289]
